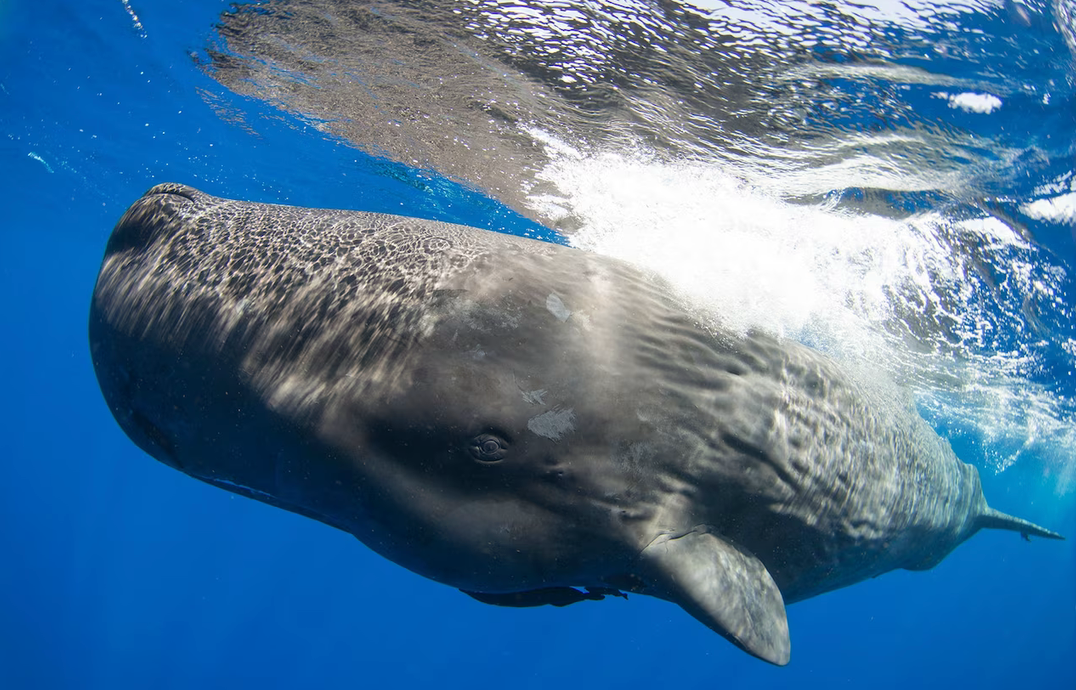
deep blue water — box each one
[2,0,1075,688]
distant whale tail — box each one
[976,507,1065,540]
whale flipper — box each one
[976,506,1065,540]
[639,527,790,666]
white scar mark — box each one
[527,407,575,441]
[521,388,547,405]
[545,292,571,322]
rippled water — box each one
[201,0,1075,485]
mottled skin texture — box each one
[90,184,1061,666]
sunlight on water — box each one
[526,130,1076,492]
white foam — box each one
[937,91,1004,114]
[1023,192,1076,223]
[528,142,934,354]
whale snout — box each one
[88,317,189,473]
[103,183,203,256]
[90,183,211,473]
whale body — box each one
[89,184,1062,665]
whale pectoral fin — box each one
[639,528,790,666]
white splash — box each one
[1023,193,1076,224]
[936,91,1003,113]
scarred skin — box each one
[89,184,1062,666]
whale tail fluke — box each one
[976,507,1065,540]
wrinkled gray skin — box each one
[90,184,1062,666]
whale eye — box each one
[468,433,508,463]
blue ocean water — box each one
[1,0,1075,688]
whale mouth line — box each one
[200,475,277,502]
[127,409,184,470]
[195,473,353,533]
